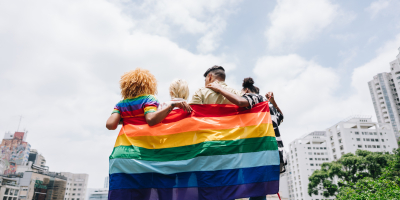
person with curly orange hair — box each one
[106,68,192,129]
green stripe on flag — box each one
[110,136,278,161]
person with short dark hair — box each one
[189,65,241,104]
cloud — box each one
[253,34,400,147]
[366,0,391,18]
[0,0,237,188]
[114,0,241,53]
[265,0,340,51]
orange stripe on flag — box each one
[119,111,272,137]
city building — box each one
[87,188,108,200]
[326,116,398,160]
[104,176,109,189]
[0,177,20,200]
[286,116,399,200]
[62,172,89,200]
[0,131,31,174]
[287,131,330,200]
[368,47,400,139]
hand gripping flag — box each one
[108,102,280,200]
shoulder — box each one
[144,94,159,102]
[223,85,241,95]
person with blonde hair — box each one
[106,68,192,129]
[159,79,190,110]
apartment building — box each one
[326,116,398,160]
[368,47,400,139]
[62,172,89,200]
[286,116,399,200]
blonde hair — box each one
[120,68,157,99]
[169,79,189,100]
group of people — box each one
[106,66,286,200]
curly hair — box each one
[119,68,158,99]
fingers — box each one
[176,102,192,113]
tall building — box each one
[287,131,331,200]
[286,116,399,200]
[0,131,31,174]
[62,172,89,200]
[368,47,400,139]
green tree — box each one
[336,177,400,200]
[308,149,394,198]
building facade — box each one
[286,116,399,200]
[62,172,89,200]
[87,188,108,200]
[368,47,400,139]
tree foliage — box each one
[308,142,400,198]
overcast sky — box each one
[1,0,400,188]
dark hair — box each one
[204,65,226,80]
[242,77,259,94]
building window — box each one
[355,132,359,135]
[309,158,313,160]
[334,155,337,159]
[382,139,385,142]
[339,139,342,143]
[340,145,344,150]
[368,145,372,148]
[358,145,362,148]
[337,132,341,137]
[310,164,314,166]
[308,147,311,149]
[366,138,370,141]
[374,132,377,135]
[356,138,360,141]
[332,148,336,153]
[377,145,380,148]
[375,139,379,142]
[369,132,373,135]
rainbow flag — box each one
[108,102,280,200]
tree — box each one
[308,149,395,198]
[336,178,400,200]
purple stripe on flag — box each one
[108,180,279,200]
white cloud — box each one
[0,0,237,188]
[265,0,340,51]
[366,0,391,18]
[253,34,400,147]
[115,0,241,53]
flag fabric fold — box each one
[109,102,280,200]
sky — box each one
[1,0,400,188]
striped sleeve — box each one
[112,104,120,114]
[143,95,160,115]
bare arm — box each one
[266,92,283,115]
[106,113,121,130]
[206,82,250,107]
[145,101,192,126]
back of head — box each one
[169,79,189,100]
[120,68,158,99]
[203,65,226,81]
[242,77,259,94]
